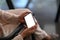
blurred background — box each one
[0,0,60,40]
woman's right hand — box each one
[21,23,37,38]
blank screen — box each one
[24,13,35,28]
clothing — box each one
[0,9,48,40]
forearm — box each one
[0,10,19,24]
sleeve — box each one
[0,10,19,24]
[34,18,49,40]
[12,35,23,40]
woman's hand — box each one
[18,12,30,23]
[6,9,32,23]
[21,23,37,38]
[17,9,32,23]
[42,35,51,40]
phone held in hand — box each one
[24,13,35,28]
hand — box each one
[42,35,51,40]
[21,23,37,38]
[7,9,32,23]
[18,12,30,23]
[17,9,32,23]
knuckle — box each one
[25,9,32,13]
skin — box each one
[0,9,51,40]
[7,9,51,39]
[21,23,37,38]
[7,9,37,38]
[42,35,51,40]
[18,10,51,39]
[17,10,37,38]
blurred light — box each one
[12,0,28,8]
[28,3,33,9]
[0,0,9,10]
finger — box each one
[29,25,37,31]
[32,23,37,29]
[22,12,31,17]
[19,12,31,21]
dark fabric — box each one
[31,34,35,40]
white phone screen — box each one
[24,13,35,28]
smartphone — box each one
[24,13,35,28]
